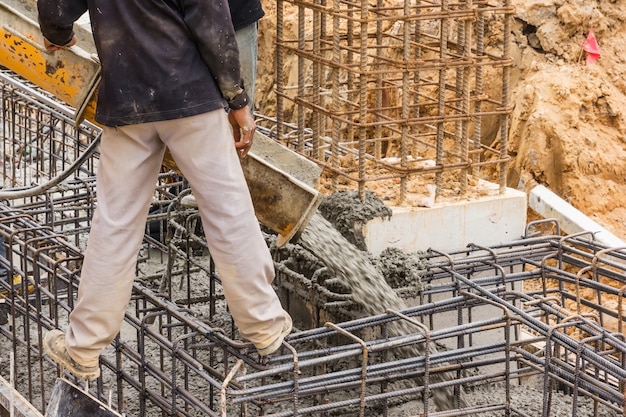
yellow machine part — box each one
[0,275,36,297]
[0,2,100,125]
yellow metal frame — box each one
[0,2,100,124]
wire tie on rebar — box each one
[522,292,556,305]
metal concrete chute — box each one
[0,0,322,246]
[242,152,322,246]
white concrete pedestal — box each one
[364,183,528,255]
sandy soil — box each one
[505,0,626,240]
[254,0,626,241]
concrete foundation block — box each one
[364,184,528,255]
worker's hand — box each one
[228,106,256,158]
[43,35,77,52]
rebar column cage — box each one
[273,0,513,202]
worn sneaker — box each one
[43,329,100,380]
[256,312,293,357]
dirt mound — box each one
[507,0,626,239]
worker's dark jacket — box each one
[37,0,248,126]
[229,0,264,31]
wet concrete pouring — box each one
[0,178,623,416]
[282,191,619,417]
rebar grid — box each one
[0,70,100,192]
[2,202,626,416]
[2,58,626,417]
[273,0,513,202]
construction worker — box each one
[37,0,292,380]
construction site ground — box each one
[1,0,626,415]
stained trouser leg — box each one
[65,123,166,366]
[158,110,286,349]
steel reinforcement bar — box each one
[1,53,626,417]
[1,196,626,416]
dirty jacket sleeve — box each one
[181,0,249,109]
[229,0,264,31]
[37,0,87,46]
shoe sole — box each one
[43,330,101,380]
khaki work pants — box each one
[65,110,286,367]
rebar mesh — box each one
[1,47,626,417]
[0,70,100,193]
[272,0,513,202]
[2,198,626,416]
